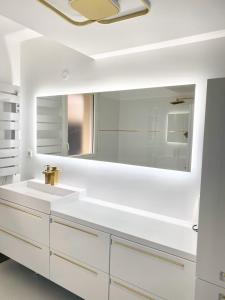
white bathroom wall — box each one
[0,37,12,84]
[21,36,225,223]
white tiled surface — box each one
[0,260,82,300]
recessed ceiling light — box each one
[37,0,151,26]
[91,29,225,60]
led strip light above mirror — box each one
[37,0,151,26]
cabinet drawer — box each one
[0,199,49,246]
[50,216,110,272]
[50,251,109,300]
[196,279,225,300]
[110,236,196,300]
[110,277,163,300]
[0,226,49,278]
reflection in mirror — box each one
[37,94,94,156]
[36,85,195,171]
[167,113,190,144]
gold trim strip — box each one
[113,241,184,268]
[0,227,42,250]
[37,0,95,26]
[0,201,41,219]
[112,280,155,300]
[176,97,194,101]
[52,252,98,275]
[53,220,98,237]
[98,0,151,24]
[99,129,188,133]
[168,130,188,133]
[99,130,160,133]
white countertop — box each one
[52,197,197,262]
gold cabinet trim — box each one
[53,220,98,237]
[112,280,155,300]
[112,240,185,268]
[0,201,42,219]
[0,227,42,250]
[51,252,98,275]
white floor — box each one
[0,260,82,300]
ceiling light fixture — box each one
[37,0,151,26]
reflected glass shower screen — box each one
[67,94,94,156]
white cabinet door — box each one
[0,227,49,278]
[50,216,110,273]
[110,277,163,300]
[111,236,196,300]
[197,78,225,288]
[195,279,225,300]
[50,251,109,300]
[0,199,49,246]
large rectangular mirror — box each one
[36,84,195,171]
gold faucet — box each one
[42,165,60,186]
[51,166,60,185]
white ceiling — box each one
[0,15,24,36]
[0,0,225,57]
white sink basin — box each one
[0,179,86,214]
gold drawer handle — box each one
[0,227,42,250]
[52,252,98,276]
[0,201,41,219]
[53,220,98,237]
[113,240,184,268]
[112,280,155,300]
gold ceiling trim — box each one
[37,0,151,26]
[38,0,95,26]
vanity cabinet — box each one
[110,277,164,300]
[50,216,110,300]
[110,236,196,300]
[0,181,196,300]
[0,227,49,277]
[0,199,49,245]
[195,278,225,300]
[0,198,50,277]
[50,251,109,300]
[50,216,110,273]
